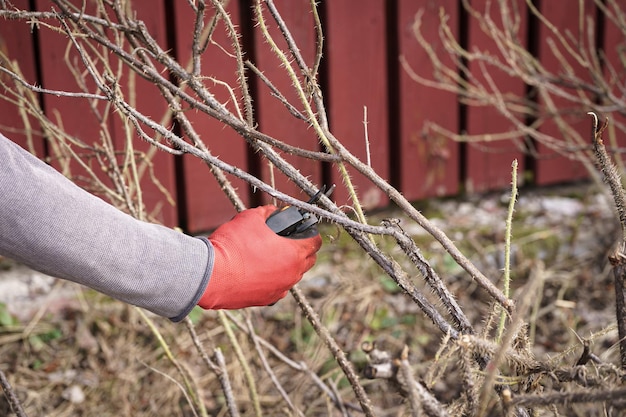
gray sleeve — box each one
[0,133,214,322]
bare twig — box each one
[136,308,208,417]
[506,386,626,408]
[0,368,27,417]
[222,311,361,413]
[183,316,240,415]
[291,286,375,417]
[363,343,449,417]
[243,314,304,417]
[213,348,241,417]
[382,219,472,335]
[398,346,450,417]
[217,310,262,417]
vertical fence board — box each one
[398,0,460,200]
[324,0,389,210]
[533,1,595,185]
[464,0,527,193]
[32,0,178,226]
[33,0,116,180]
[173,0,250,232]
[254,0,322,203]
[0,0,44,155]
[111,1,178,226]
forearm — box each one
[0,133,212,321]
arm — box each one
[0,133,322,321]
[0,133,211,321]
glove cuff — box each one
[198,237,242,310]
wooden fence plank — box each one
[533,0,595,185]
[172,0,251,232]
[254,0,322,203]
[323,0,389,210]
[0,0,45,155]
[464,0,528,193]
[33,0,116,179]
[397,0,460,200]
[111,0,178,227]
[31,0,178,226]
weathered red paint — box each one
[533,0,595,185]
[0,0,44,155]
[398,0,460,199]
[323,0,390,210]
[172,0,251,232]
[464,0,528,192]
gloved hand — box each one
[198,205,322,310]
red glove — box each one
[198,205,322,310]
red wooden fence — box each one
[0,0,620,233]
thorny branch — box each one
[505,386,626,409]
[0,369,27,417]
[589,111,626,372]
[590,112,626,242]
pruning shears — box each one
[265,185,335,239]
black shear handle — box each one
[265,185,334,239]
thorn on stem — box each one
[588,111,610,144]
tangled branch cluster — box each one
[1,1,626,416]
